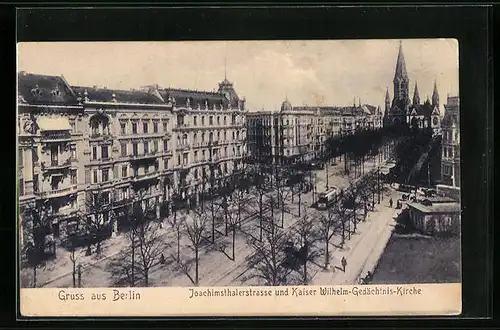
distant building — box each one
[383,41,441,134]
[440,96,460,188]
[246,97,382,164]
[407,196,461,236]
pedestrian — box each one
[389,198,393,208]
[341,256,347,272]
[160,253,165,265]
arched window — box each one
[201,132,205,142]
[209,132,213,142]
[193,132,197,143]
[89,114,110,136]
[182,133,188,145]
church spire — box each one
[413,81,420,105]
[385,87,390,112]
[432,79,439,107]
[392,40,410,108]
[394,40,408,82]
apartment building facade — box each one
[246,98,382,164]
[18,72,247,242]
[440,96,460,188]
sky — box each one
[18,39,459,112]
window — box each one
[177,115,184,126]
[18,149,23,167]
[194,150,198,162]
[92,146,97,160]
[121,143,127,156]
[224,163,228,173]
[155,160,159,172]
[177,155,181,165]
[93,169,98,183]
[202,116,205,125]
[153,122,158,133]
[144,166,149,174]
[202,150,206,161]
[85,169,91,184]
[144,141,149,154]
[209,132,213,142]
[232,131,235,140]
[223,116,227,125]
[209,116,213,125]
[153,140,158,153]
[182,133,188,145]
[223,131,227,141]
[101,146,109,159]
[163,139,168,152]
[122,166,127,178]
[143,122,148,134]
[224,147,227,156]
[163,121,168,132]
[133,167,138,177]
[164,158,168,170]
[71,148,77,161]
[71,170,77,185]
[102,168,109,182]
[194,169,198,179]
[33,174,39,193]
[194,116,198,126]
[121,122,126,134]
[201,132,205,142]
[183,153,188,165]
[133,143,138,156]
[236,131,240,140]
[19,178,24,196]
[193,133,197,143]
[237,146,241,156]
[132,122,138,134]
[217,116,220,125]
[217,132,220,141]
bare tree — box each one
[291,206,320,284]
[245,215,292,286]
[20,200,54,288]
[135,219,167,287]
[81,190,113,258]
[69,244,78,288]
[182,209,210,286]
[167,211,185,263]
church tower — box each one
[392,41,410,110]
[413,81,420,105]
[385,88,390,112]
[432,80,440,108]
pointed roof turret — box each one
[413,81,420,105]
[385,87,390,102]
[394,41,408,82]
[432,80,439,107]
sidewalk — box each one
[310,188,401,285]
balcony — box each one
[131,172,160,183]
[112,197,133,208]
[129,152,159,162]
[39,184,78,199]
[175,144,190,152]
[41,158,72,171]
[89,133,113,142]
[173,124,189,131]
[40,132,72,143]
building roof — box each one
[18,72,79,105]
[409,102,435,117]
[407,201,461,214]
[72,86,165,105]
[160,88,230,109]
[394,41,408,81]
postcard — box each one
[17,39,461,317]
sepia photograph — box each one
[17,39,461,316]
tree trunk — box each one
[144,270,149,287]
[324,238,330,269]
[232,227,235,260]
[131,241,135,287]
[177,227,180,262]
[195,247,199,285]
[33,264,37,288]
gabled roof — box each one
[18,72,79,105]
[409,103,433,117]
[72,86,164,104]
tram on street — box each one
[316,187,339,210]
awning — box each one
[37,116,71,132]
